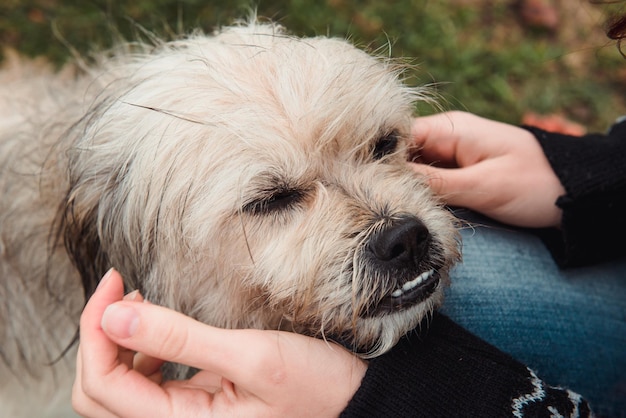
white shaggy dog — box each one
[0,20,459,416]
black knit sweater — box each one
[341,118,626,417]
[528,118,626,267]
[341,313,592,417]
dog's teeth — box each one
[391,270,435,298]
[402,270,434,291]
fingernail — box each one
[124,290,140,301]
[102,304,139,339]
[96,268,115,291]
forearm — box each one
[525,118,626,267]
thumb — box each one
[100,298,264,389]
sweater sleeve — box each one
[340,313,591,418]
[524,118,626,267]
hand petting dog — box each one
[409,111,565,228]
[73,269,366,418]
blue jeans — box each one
[441,211,626,418]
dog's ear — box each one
[56,153,151,303]
[58,196,110,304]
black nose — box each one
[367,217,431,267]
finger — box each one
[102,301,363,409]
[73,382,120,417]
[73,376,120,418]
[123,289,143,302]
[116,346,135,372]
[119,289,205,384]
[77,269,178,418]
[409,162,486,209]
[123,291,164,381]
[172,371,225,394]
[107,287,163,380]
[78,268,126,377]
[73,269,130,418]
[133,352,165,380]
[100,301,243,379]
[411,113,465,166]
[100,301,295,394]
[116,290,144,369]
[73,345,117,418]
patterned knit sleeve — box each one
[524,118,626,267]
[340,313,592,417]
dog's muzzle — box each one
[360,215,441,317]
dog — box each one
[0,19,460,417]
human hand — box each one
[409,111,566,228]
[72,269,367,418]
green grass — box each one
[2,0,624,131]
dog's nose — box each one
[367,217,431,266]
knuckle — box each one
[71,383,91,415]
[447,110,468,119]
[246,332,289,386]
[79,371,103,400]
[157,321,191,363]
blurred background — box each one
[1,0,624,132]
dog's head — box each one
[62,21,460,357]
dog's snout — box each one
[367,217,431,265]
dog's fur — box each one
[0,20,459,416]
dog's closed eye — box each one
[243,188,307,215]
[372,130,399,161]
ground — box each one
[1,0,624,131]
